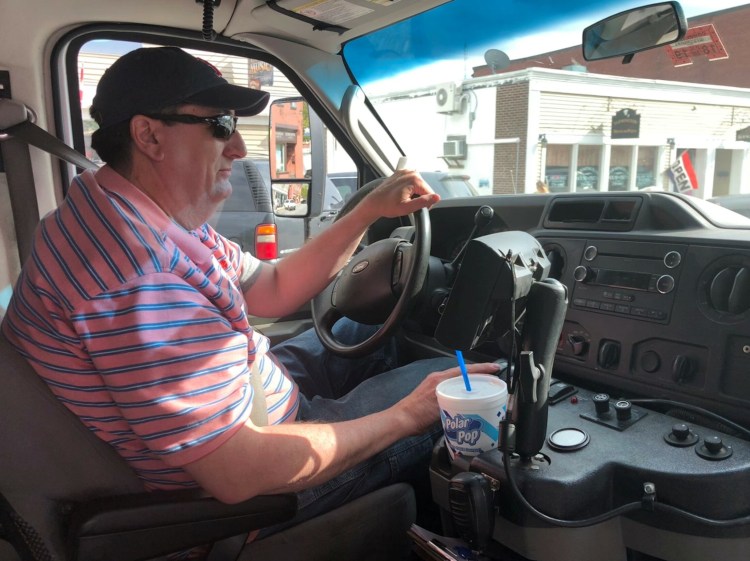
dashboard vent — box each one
[708,266,750,315]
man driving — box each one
[1,47,500,531]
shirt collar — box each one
[87,166,213,266]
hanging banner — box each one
[669,151,699,192]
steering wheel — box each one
[311,178,431,358]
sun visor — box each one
[247,0,451,53]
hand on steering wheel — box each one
[311,177,432,358]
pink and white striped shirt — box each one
[2,166,299,490]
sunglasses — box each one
[144,113,239,140]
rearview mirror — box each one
[582,1,687,62]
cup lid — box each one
[436,374,507,402]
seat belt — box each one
[0,98,96,264]
[0,492,53,561]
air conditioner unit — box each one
[435,83,460,114]
[442,139,467,159]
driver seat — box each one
[0,331,417,561]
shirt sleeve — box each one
[239,251,263,292]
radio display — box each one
[595,269,652,291]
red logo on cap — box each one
[197,57,222,77]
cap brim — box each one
[185,83,270,116]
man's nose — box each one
[225,130,247,159]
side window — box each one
[76,40,354,259]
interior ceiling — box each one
[1,0,449,54]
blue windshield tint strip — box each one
[343,0,628,86]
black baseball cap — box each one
[91,47,270,129]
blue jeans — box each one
[261,320,455,534]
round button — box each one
[664,251,682,269]
[640,350,661,373]
[584,245,598,261]
[547,428,590,451]
[656,275,675,294]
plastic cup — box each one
[436,374,508,460]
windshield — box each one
[344,0,750,215]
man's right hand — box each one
[392,362,503,436]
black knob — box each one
[614,400,632,421]
[593,393,610,416]
[671,423,690,441]
[598,340,620,369]
[704,435,724,454]
[664,423,698,447]
[567,334,588,356]
[672,355,695,384]
[696,435,733,460]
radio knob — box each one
[664,251,682,269]
[584,245,598,261]
[656,275,675,294]
[574,265,593,283]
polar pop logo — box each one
[443,412,482,446]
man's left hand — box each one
[358,170,440,222]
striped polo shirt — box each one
[2,166,299,490]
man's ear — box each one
[130,115,165,161]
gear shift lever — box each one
[446,205,494,282]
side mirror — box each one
[269,97,310,217]
[582,1,687,62]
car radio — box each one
[570,240,686,324]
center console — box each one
[430,383,750,561]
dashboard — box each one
[425,191,750,429]
[419,191,750,561]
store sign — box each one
[669,152,699,193]
[275,127,298,143]
[667,25,728,67]
[737,126,750,142]
[611,108,640,139]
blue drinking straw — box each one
[455,350,472,391]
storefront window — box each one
[609,145,632,191]
[637,146,658,188]
[577,145,601,191]
[544,144,572,192]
